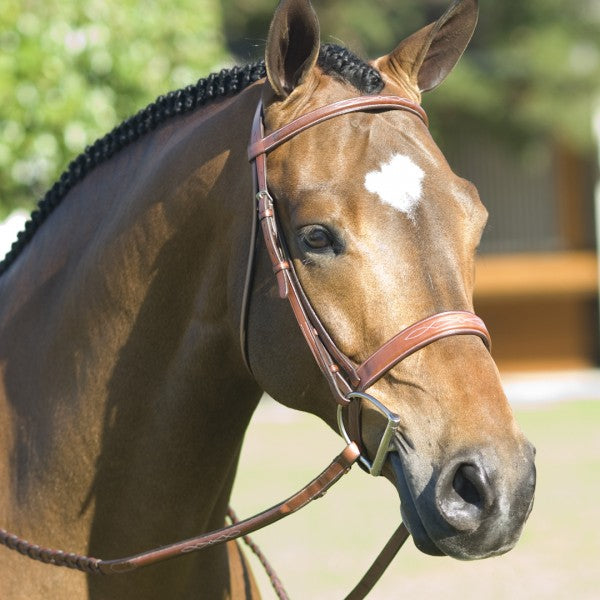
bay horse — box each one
[0,0,536,598]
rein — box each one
[0,92,491,599]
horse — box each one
[0,0,536,597]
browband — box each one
[248,95,428,161]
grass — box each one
[230,399,600,599]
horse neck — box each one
[0,84,263,560]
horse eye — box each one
[299,226,335,252]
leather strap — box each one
[0,444,361,575]
[344,523,410,600]
[248,96,428,161]
[227,508,290,600]
[357,311,491,391]
[252,102,356,406]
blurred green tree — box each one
[0,0,228,217]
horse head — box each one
[247,0,535,560]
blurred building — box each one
[448,135,599,371]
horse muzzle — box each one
[390,437,536,559]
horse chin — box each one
[389,452,446,557]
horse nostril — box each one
[436,461,493,533]
[453,464,483,506]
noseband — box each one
[246,94,491,476]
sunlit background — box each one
[1,0,599,598]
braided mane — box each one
[0,44,383,276]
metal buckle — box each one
[336,391,400,477]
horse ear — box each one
[265,0,321,98]
[379,0,478,93]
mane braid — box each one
[0,45,383,276]
[318,44,384,94]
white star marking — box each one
[364,154,424,220]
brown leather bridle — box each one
[246,94,491,476]
[0,93,492,600]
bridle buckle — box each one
[337,391,400,477]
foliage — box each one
[428,0,600,151]
[0,0,228,217]
[222,0,600,152]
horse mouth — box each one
[388,434,536,560]
[389,449,446,556]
